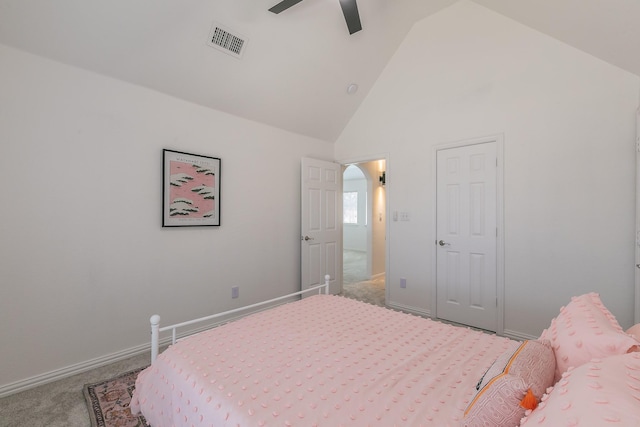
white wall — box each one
[0,43,333,392]
[336,1,640,337]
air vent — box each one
[207,23,247,59]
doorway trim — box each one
[431,135,505,336]
[338,152,390,303]
[635,108,640,324]
[343,164,373,279]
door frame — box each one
[338,153,390,302]
[635,108,639,324]
[431,135,505,335]
[343,164,372,278]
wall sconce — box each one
[379,171,386,186]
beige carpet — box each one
[343,249,370,283]
[0,352,150,427]
[341,276,386,307]
[341,249,385,307]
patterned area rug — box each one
[83,367,149,427]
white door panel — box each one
[301,158,342,294]
[436,142,497,331]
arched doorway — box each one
[342,161,386,306]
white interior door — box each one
[436,142,498,331]
[301,158,342,294]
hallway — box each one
[341,249,385,307]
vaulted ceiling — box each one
[0,0,638,142]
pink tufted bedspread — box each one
[131,295,514,427]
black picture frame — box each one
[162,149,221,227]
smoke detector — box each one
[207,23,247,59]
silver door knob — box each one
[438,240,450,246]
[303,236,314,241]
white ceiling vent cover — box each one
[207,23,247,59]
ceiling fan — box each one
[269,0,362,35]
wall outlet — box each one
[400,278,407,288]
[399,212,410,221]
[232,286,239,299]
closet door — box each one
[436,141,498,332]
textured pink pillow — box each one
[626,323,640,342]
[520,352,640,426]
[539,293,638,381]
[463,374,528,427]
[463,340,556,427]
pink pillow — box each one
[463,340,556,427]
[520,352,640,426]
[463,374,528,427]
[539,293,638,381]
[626,323,640,342]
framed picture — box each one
[163,149,221,227]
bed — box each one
[131,281,640,427]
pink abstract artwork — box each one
[169,160,216,219]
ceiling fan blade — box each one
[339,0,362,34]
[269,0,304,14]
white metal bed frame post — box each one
[150,314,161,363]
[150,275,331,363]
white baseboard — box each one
[502,329,538,341]
[371,272,385,280]
[0,308,276,398]
[0,342,152,398]
[386,302,537,342]
[386,301,431,318]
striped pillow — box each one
[463,340,555,427]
